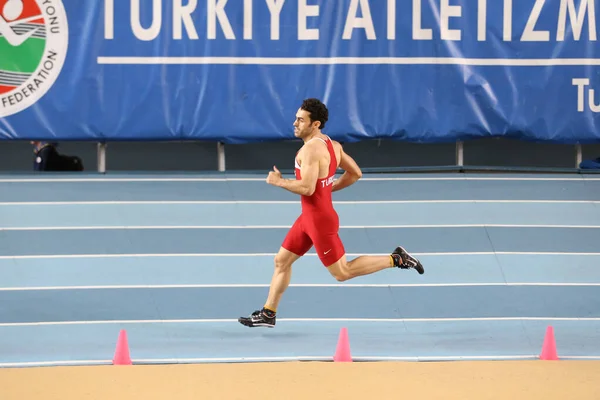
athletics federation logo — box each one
[0,0,68,117]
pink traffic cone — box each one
[112,329,132,365]
[540,326,559,360]
[333,327,352,362]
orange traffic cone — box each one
[333,327,352,362]
[112,329,132,365]
[540,326,559,360]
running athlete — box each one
[238,98,424,328]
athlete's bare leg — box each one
[239,245,423,328]
[238,246,301,328]
[327,247,425,282]
[264,246,301,312]
[326,253,392,282]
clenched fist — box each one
[266,165,282,186]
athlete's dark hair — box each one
[300,98,329,130]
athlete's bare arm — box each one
[266,142,322,196]
[332,146,362,192]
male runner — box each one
[238,98,424,328]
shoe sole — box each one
[414,261,425,275]
[396,246,425,275]
[238,318,275,328]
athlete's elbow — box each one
[304,186,315,196]
[350,169,362,181]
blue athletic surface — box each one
[2,227,599,255]
[0,172,599,366]
[1,175,599,202]
[1,285,599,323]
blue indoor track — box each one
[0,172,599,367]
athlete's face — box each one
[293,108,319,139]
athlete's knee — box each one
[274,253,292,272]
[328,262,351,282]
[332,271,350,282]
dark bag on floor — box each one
[35,145,84,172]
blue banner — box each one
[0,0,599,143]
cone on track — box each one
[113,329,132,365]
[540,325,559,360]
[333,327,352,362]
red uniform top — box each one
[282,134,344,266]
[294,135,337,215]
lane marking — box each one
[2,355,599,368]
[0,176,594,183]
[0,282,599,291]
[2,252,600,260]
[1,200,599,206]
[0,355,583,368]
[0,176,599,183]
[0,360,113,367]
[130,355,596,363]
[0,317,599,327]
[2,224,600,231]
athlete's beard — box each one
[296,127,317,142]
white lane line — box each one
[2,224,600,231]
[2,252,600,260]
[1,200,599,205]
[0,317,599,327]
[1,176,599,183]
[0,282,599,291]
[2,354,598,368]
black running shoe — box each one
[391,246,425,274]
[238,309,276,328]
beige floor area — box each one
[0,360,599,399]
